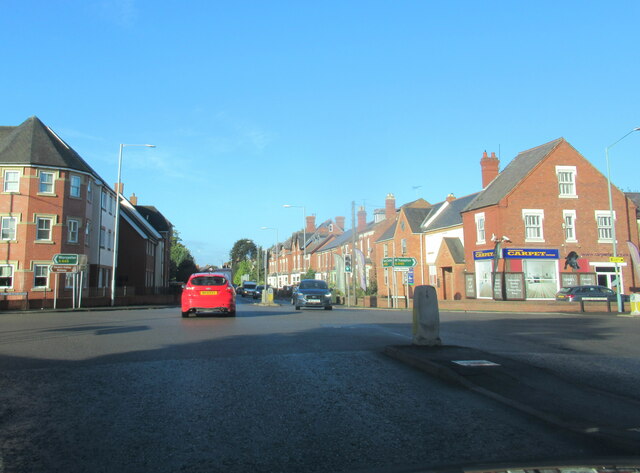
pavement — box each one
[384,344,640,454]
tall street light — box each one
[605,127,639,313]
[283,204,306,274]
[261,226,279,291]
[111,143,156,306]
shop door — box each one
[441,267,453,300]
[595,266,624,292]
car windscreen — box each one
[243,283,257,289]
[191,276,226,286]
[299,280,328,290]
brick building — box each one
[461,138,639,300]
[0,116,172,308]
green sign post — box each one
[382,257,417,268]
[53,254,79,265]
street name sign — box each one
[609,256,625,263]
[50,265,78,273]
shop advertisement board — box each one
[560,273,579,287]
[465,273,476,299]
[492,273,503,300]
[504,272,525,300]
[579,273,597,285]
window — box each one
[0,265,14,288]
[33,264,49,288]
[563,210,577,242]
[68,219,79,243]
[85,220,91,246]
[101,190,107,210]
[596,211,614,241]
[383,243,388,258]
[100,227,106,248]
[475,213,486,244]
[522,209,544,242]
[401,238,407,256]
[70,175,81,198]
[39,171,54,193]
[36,217,53,241]
[87,180,93,202]
[109,195,114,214]
[107,229,112,250]
[4,170,19,192]
[1,217,17,240]
[556,166,577,197]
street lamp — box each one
[111,143,156,306]
[605,127,639,313]
[283,204,306,274]
[260,226,279,294]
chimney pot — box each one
[130,193,138,205]
[446,193,455,202]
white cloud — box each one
[98,0,138,27]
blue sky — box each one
[2,0,639,265]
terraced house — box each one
[0,116,173,309]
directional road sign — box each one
[53,254,78,265]
[50,265,78,273]
[382,257,417,268]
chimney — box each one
[357,206,367,232]
[114,182,124,195]
[129,193,138,205]
[335,216,345,230]
[480,151,500,188]
[446,193,455,202]
[306,215,316,234]
[385,193,396,220]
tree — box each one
[301,268,316,280]
[170,230,198,282]
[229,239,257,265]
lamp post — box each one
[283,204,306,275]
[260,226,279,298]
[110,143,156,306]
[605,127,639,313]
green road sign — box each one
[382,257,417,267]
[53,254,78,265]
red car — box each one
[181,272,236,318]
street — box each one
[0,300,636,472]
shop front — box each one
[469,248,562,300]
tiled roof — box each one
[0,116,98,175]
[376,221,397,243]
[626,192,640,217]
[463,138,565,212]
[135,205,172,233]
[422,193,480,231]
[404,207,431,233]
[443,237,465,264]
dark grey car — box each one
[555,285,629,302]
[293,279,332,310]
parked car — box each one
[293,279,332,310]
[253,285,272,300]
[236,286,245,297]
[181,273,236,317]
[241,281,258,298]
[555,285,630,302]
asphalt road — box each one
[0,300,634,472]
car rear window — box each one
[243,283,257,289]
[299,280,328,289]
[191,276,227,286]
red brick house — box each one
[461,138,639,300]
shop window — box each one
[523,260,558,299]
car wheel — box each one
[181,310,190,318]
[324,306,333,310]
[295,305,301,310]
[228,309,236,317]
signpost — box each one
[50,254,86,310]
[382,257,417,308]
[382,257,417,268]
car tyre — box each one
[181,310,190,318]
[295,305,301,310]
[228,309,236,317]
[324,306,333,310]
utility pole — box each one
[351,200,357,306]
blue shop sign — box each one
[474,248,559,260]
[502,248,559,259]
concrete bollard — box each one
[412,285,442,346]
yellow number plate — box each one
[200,291,218,295]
